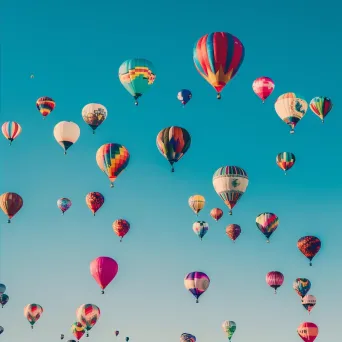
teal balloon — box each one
[118,58,156,105]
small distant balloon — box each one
[192,221,209,240]
[90,257,119,294]
[226,224,241,242]
[0,284,6,295]
[309,96,333,123]
[113,219,130,242]
[266,271,284,294]
[57,198,72,215]
[24,304,43,329]
[210,208,223,221]
[115,330,120,337]
[126,337,129,342]
[61,334,64,339]
[255,212,279,242]
[30,74,34,79]
[293,278,311,298]
[252,76,275,103]
[188,195,205,215]
[276,152,295,175]
[82,103,107,133]
[297,236,321,266]
[0,294,9,308]
[177,89,192,106]
[2,121,22,145]
[302,295,316,314]
[180,333,196,342]
[184,271,210,303]
[53,121,80,154]
[86,192,104,216]
[0,326,3,335]
[36,97,56,118]
[0,192,23,223]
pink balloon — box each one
[90,256,119,294]
[266,271,284,294]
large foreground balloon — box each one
[71,322,85,341]
[82,103,107,133]
[113,219,130,242]
[192,221,209,240]
[0,284,6,295]
[0,294,9,308]
[213,166,249,215]
[96,143,130,188]
[90,257,118,293]
[309,96,333,123]
[76,304,100,336]
[85,192,104,216]
[193,32,245,99]
[156,126,191,172]
[118,58,156,105]
[188,195,205,215]
[36,96,55,118]
[275,93,308,134]
[2,121,22,145]
[180,333,196,342]
[276,152,295,175]
[222,321,236,341]
[293,278,311,298]
[57,198,72,215]
[266,271,284,294]
[297,322,318,342]
[53,121,80,154]
[0,192,23,223]
[255,212,279,242]
[226,224,241,242]
[177,89,192,106]
[210,208,223,221]
[184,271,210,303]
[297,236,321,266]
[302,295,316,314]
[24,304,43,329]
[252,77,275,103]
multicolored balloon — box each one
[96,143,130,188]
[118,58,156,105]
[302,295,316,314]
[0,284,6,295]
[76,304,100,337]
[226,224,241,242]
[57,198,72,215]
[0,294,9,308]
[82,103,107,133]
[90,256,119,294]
[255,212,279,242]
[24,304,43,329]
[297,236,321,266]
[275,93,308,134]
[177,89,192,106]
[266,271,284,294]
[297,322,318,342]
[85,192,104,216]
[188,195,205,215]
[180,333,196,342]
[71,322,85,341]
[293,278,311,298]
[276,152,296,175]
[156,126,191,172]
[184,271,210,303]
[222,321,236,341]
[36,96,55,118]
[309,96,333,123]
[53,121,80,154]
[192,221,209,240]
[193,32,245,99]
[252,77,275,103]
[213,166,249,215]
[210,208,223,221]
[113,219,130,242]
[1,121,22,145]
[0,192,23,223]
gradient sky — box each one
[1,0,340,341]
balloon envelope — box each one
[85,192,104,215]
[188,195,205,215]
[210,208,223,221]
[82,103,107,132]
[0,192,23,223]
[192,221,209,240]
[293,278,311,298]
[24,304,43,327]
[266,271,284,293]
[297,236,321,266]
[2,121,22,144]
[53,121,80,154]
[297,322,318,342]
[226,224,241,241]
[36,96,55,118]
[180,333,196,342]
[252,77,274,102]
[222,321,236,341]
[184,271,210,303]
[90,257,119,293]
[177,89,192,106]
[309,96,332,123]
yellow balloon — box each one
[188,195,205,215]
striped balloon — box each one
[24,304,43,329]
[297,322,318,342]
[184,271,210,303]
[276,152,296,175]
[255,212,279,242]
[302,295,316,314]
[309,96,333,123]
[36,96,56,118]
[1,121,22,145]
[266,271,284,294]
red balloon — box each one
[210,208,223,221]
[252,77,275,103]
[266,271,284,294]
[226,224,241,241]
[90,256,118,294]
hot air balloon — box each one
[192,221,209,240]
[210,208,223,221]
[61,334,64,339]
[193,32,245,99]
[226,224,241,242]
[266,271,284,294]
[276,152,296,175]
[188,195,205,215]
[302,295,316,314]
[118,58,156,105]
[113,219,130,242]
[213,166,249,215]
[96,143,130,188]
[57,198,72,215]
[252,77,275,103]
[0,192,23,223]
[2,121,22,145]
[71,321,85,340]
[85,192,104,216]
[222,321,236,341]
[184,271,210,303]
[36,97,56,118]
[275,93,308,134]
[24,304,43,329]
[297,322,318,342]
[115,331,120,337]
[293,278,311,298]
[0,326,3,335]
[255,212,279,242]
[68,340,76,342]
[156,126,191,172]
[53,121,80,154]
[0,294,9,308]
[309,96,333,123]
[125,338,129,342]
[81,103,107,133]
[297,236,321,266]
[76,304,100,337]
[177,89,192,106]
[180,333,196,342]
[0,284,6,295]
[90,257,118,294]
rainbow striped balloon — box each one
[1,121,22,145]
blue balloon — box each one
[177,89,192,106]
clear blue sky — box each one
[1,0,340,341]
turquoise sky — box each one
[1,0,340,341]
